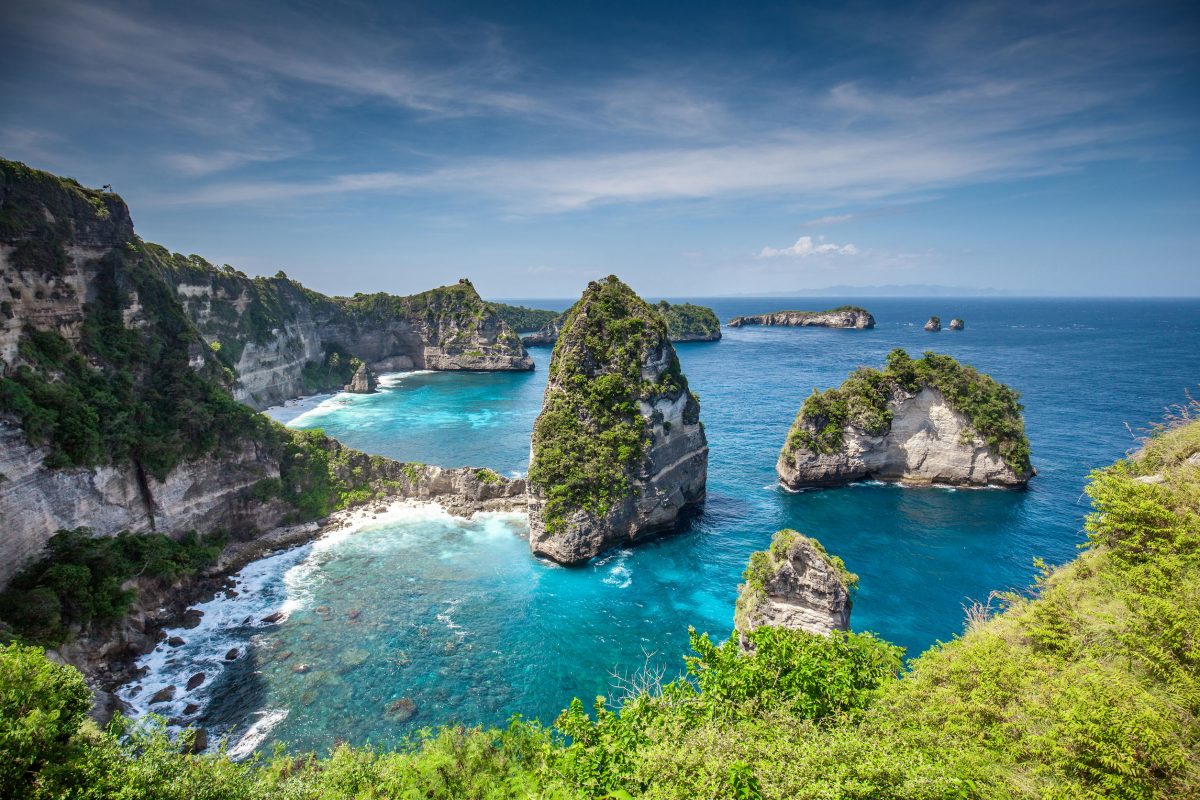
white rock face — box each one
[0,421,286,587]
[778,387,1029,488]
[735,531,852,649]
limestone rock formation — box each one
[734,529,854,649]
[949,318,964,330]
[527,276,707,564]
[343,362,378,394]
[924,316,941,332]
[521,316,564,346]
[728,306,875,329]
[778,349,1033,489]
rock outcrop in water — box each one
[949,318,964,331]
[344,362,378,393]
[522,301,721,345]
[924,316,941,332]
[778,349,1033,489]
[526,276,707,564]
[735,529,854,648]
[727,306,875,329]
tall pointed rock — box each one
[527,276,707,564]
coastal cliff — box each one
[0,159,526,590]
[172,271,532,410]
[526,276,707,564]
[778,349,1032,488]
[734,529,854,648]
[522,300,720,346]
[728,306,875,329]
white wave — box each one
[117,545,312,729]
[228,709,289,761]
[602,551,633,589]
[436,598,468,640]
[261,393,336,425]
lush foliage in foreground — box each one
[528,276,699,534]
[786,348,1032,473]
[4,419,1197,798]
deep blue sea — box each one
[120,298,1200,755]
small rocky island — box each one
[728,306,875,329]
[777,349,1033,488]
[522,300,721,345]
[949,318,965,330]
[526,276,708,564]
[343,362,379,393]
[734,529,855,649]
[924,316,941,331]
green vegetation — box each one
[528,276,699,534]
[489,302,562,332]
[0,528,226,646]
[300,345,362,394]
[654,301,721,340]
[786,348,1032,474]
[0,245,273,478]
[2,418,1199,797]
[734,530,857,631]
[475,467,504,485]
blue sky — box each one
[2,0,1197,298]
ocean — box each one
[118,297,1200,754]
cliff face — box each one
[728,307,875,329]
[172,270,532,410]
[779,387,1027,488]
[527,276,707,564]
[734,529,854,648]
[777,350,1033,489]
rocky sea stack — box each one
[728,306,875,329]
[949,318,965,331]
[526,276,708,564]
[924,316,942,332]
[778,349,1033,489]
[343,362,378,393]
[734,529,855,649]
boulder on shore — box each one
[734,529,855,650]
[526,276,708,564]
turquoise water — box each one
[123,298,1200,754]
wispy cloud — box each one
[758,236,859,258]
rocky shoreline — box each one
[46,473,528,723]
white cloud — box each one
[758,236,859,258]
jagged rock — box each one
[183,702,200,715]
[527,276,707,564]
[924,316,941,332]
[186,672,205,691]
[728,307,874,329]
[184,727,208,754]
[948,318,964,330]
[261,612,284,624]
[149,685,176,704]
[343,363,378,394]
[735,530,855,648]
[778,349,1032,488]
[224,648,239,660]
[167,636,185,648]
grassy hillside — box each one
[4,411,1197,798]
